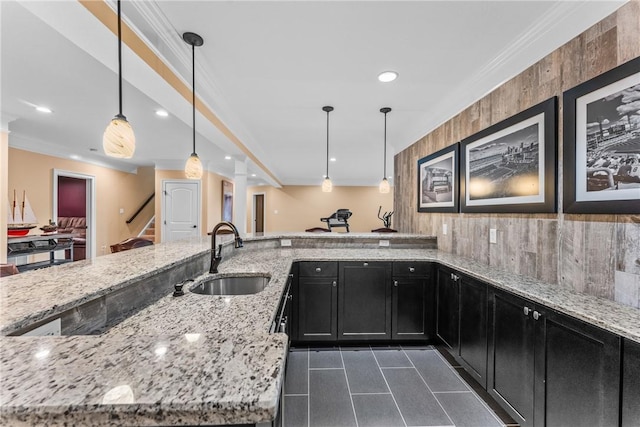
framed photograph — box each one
[222,180,233,222]
[460,97,557,213]
[563,57,640,214]
[417,143,459,213]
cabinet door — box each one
[436,267,459,351]
[458,276,488,388]
[535,309,620,427]
[392,277,431,340]
[339,261,391,340]
[488,290,535,427]
[622,339,640,427]
[297,276,338,341]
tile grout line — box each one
[307,348,310,427]
[339,346,360,427]
[431,349,506,427]
[370,345,409,427]
[401,348,455,427]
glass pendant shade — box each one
[379,177,390,194]
[322,177,333,192]
[185,153,203,180]
[103,115,135,159]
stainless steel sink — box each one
[190,276,269,295]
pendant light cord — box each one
[326,109,330,178]
[383,111,387,178]
[192,42,196,155]
[117,0,123,117]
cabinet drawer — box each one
[393,262,430,277]
[299,261,338,277]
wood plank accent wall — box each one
[394,1,640,305]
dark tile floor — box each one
[283,345,507,427]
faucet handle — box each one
[235,237,244,248]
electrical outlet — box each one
[119,208,124,214]
[443,223,448,235]
[489,228,497,244]
[379,240,390,247]
[101,245,107,254]
[280,239,291,247]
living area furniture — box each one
[110,237,153,253]
[7,233,78,272]
[56,217,87,261]
[320,209,352,232]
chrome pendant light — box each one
[183,32,204,180]
[379,107,392,194]
[322,106,334,192]
[103,0,135,159]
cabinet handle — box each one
[533,311,541,321]
[409,267,415,273]
[332,281,337,287]
[523,306,530,316]
[394,280,398,287]
[315,267,322,272]
[450,273,455,280]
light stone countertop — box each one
[1,233,639,426]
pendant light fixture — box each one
[379,107,392,194]
[322,106,334,192]
[183,32,204,180]
[103,0,135,159]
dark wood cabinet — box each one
[338,261,392,340]
[488,288,621,427]
[622,339,640,427]
[436,266,459,352]
[458,275,488,388]
[392,262,433,340]
[541,308,620,427]
[297,262,338,342]
[488,289,536,427]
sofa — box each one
[57,217,87,261]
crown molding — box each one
[401,0,627,152]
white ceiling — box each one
[1,0,627,187]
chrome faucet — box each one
[210,221,243,273]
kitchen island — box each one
[1,233,639,426]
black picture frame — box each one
[417,143,459,213]
[459,97,557,213]
[563,57,640,214]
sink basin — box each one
[190,276,269,295]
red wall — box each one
[58,176,86,217]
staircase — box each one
[140,217,155,243]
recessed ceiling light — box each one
[330,157,336,162]
[251,174,256,177]
[224,155,232,160]
[378,71,398,83]
[35,106,52,113]
[155,109,169,117]
[70,154,81,160]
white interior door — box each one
[162,180,200,242]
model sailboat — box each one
[8,190,38,236]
